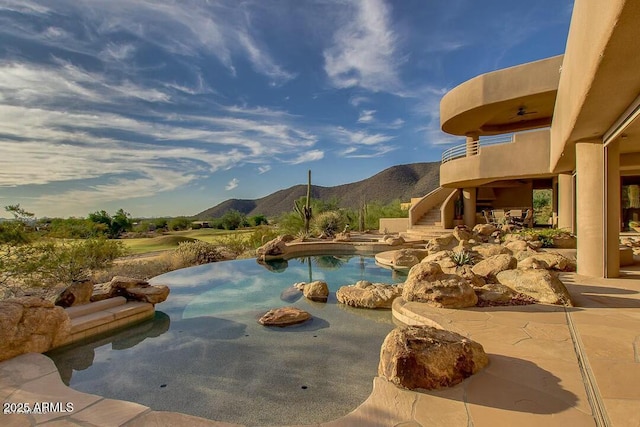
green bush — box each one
[2,238,127,290]
[513,228,573,248]
[312,211,345,237]
[246,226,280,249]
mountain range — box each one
[195,162,440,219]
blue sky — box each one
[0,0,573,218]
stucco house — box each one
[404,0,640,279]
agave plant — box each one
[451,250,474,266]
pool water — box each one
[47,255,406,426]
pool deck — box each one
[2,270,640,426]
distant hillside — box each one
[195,162,440,219]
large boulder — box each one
[91,276,170,305]
[0,297,71,362]
[258,307,311,327]
[125,285,170,305]
[55,280,93,307]
[452,227,473,242]
[473,223,497,236]
[471,254,517,280]
[474,283,518,305]
[378,326,489,390]
[385,236,405,246]
[302,281,329,302]
[496,269,573,305]
[402,263,478,308]
[473,243,511,260]
[425,234,457,254]
[392,249,427,268]
[256,235,294,258]
[517,252,575,271]
[336,281,403,309]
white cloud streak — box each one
[357,110,376,123]
[324,0,402,92]
[225,178,239,191]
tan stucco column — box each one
[575,141,620,277]
[465,133,479,157]
[462,188,476,228]
[557,173,574,232]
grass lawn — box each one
[121,228,255,254]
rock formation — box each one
[258,307,311,327]
[301,280,329,302]
[402,263,478,308]
[378,325,489,390]
[336,281,403,309]
[92,276,170,305]
[0,297,70,362]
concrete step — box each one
[65,296,127,319]
[70,301,153,335]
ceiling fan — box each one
[510,106,538,120]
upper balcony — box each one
[440,56,563,137]
[440,128,553,188]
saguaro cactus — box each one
[294,170,313,234]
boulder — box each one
[110,276,149,290]
[504,240,530,254]
[385,236,405,246]
[474,283,518,305]
[0,297,71,362]
[91,282,114,302]
[518,252,575,271]
[55,280,93,307]
[393,249,427,268]
[473,223,497,236]
[473,243,511,260]
[453,227,473,242]
[256,235,293,258]
[336,281,403,309]
[496,269,573,305]
[303,280,329,302]
[258,307,311,327]
[378,326,488,390]
[471,254,517,280]
[402,263,478,308]
[125,285,170,305]
[425,234,457,254]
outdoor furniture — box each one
[482,210,493,224]
[491,209,506,224]
[522,208,534,228]
[507,209,523,225]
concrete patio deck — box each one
[1,270,639,426]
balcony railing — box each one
[441,135,513,163]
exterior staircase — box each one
[400,204,452,241]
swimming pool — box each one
[47,255,406,426]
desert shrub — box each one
[451,250,474,266]
[248,215,268,226]
[275,211,305,235]
[220,210,249,230]
[312,211,345,237]
[2,238,127,291]
[215,233,251,255]
[246,226,280,249]
[173,240,224,266]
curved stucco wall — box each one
[441,56,562,136]
[551,0,640,172]
[440,129,551,188]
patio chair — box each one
[482,210,493,224]
[507,209,523,225]
[522,208,534,228]
[491,209,506,225]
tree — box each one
[87,208,133,238]
[221,210,248,230]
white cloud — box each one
[258,165,271,174]
[357,109,376,123]
[287,150,324,164]
[349,95,370,107]
[335,127,394,146]
[225,178,239,191]
[323,0,402,92]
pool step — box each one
[59,297,155,347]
